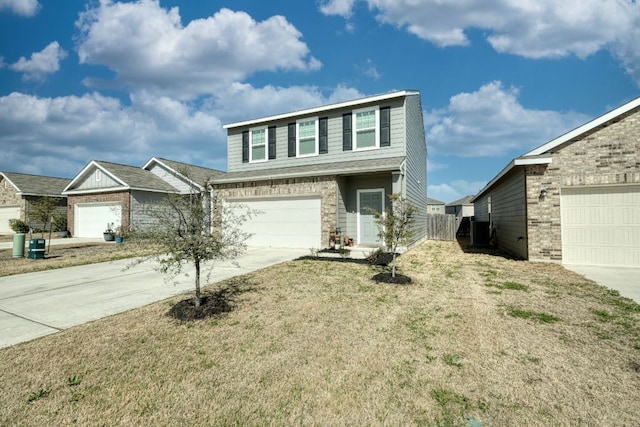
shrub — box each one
[9,218,29,233]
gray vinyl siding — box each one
[339,174,392,243]
[403,93,428,243]
[485,168,527,259]
[473,197,489,221]
[130,191,169,230]
[76,168,121,190]
[227,99,406,173]
[147,164,191,193]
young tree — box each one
[133,183,255,308]
[28,196,63,236]
[371,193,416,278]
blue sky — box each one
[1,0,639,203]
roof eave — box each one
[524,96,640,157]
[471,156,552,202]
[212,164,402,185]
[223,90,419,130]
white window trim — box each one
[296,116,319,158]
[249,126,268,163]
[356,188,385,245]
[352,106,380,151]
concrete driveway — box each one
[0,247,307,348]
[565,265,640,304]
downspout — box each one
[209,182,215,234]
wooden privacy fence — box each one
[426,213,456,241]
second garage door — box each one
[561,185,640,267]
[0,206,20,234]
[75,203,122,238]
[229,197,321,248]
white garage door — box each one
[76,203,122,238]
[0,206,20,234]
[561,185,640,267]
[229,197,321,248]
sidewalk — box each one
[0,236,104,250]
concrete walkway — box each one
[565,265,640,304]
[0,236,104,250]
[0,247,307,349]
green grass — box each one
[506,307,560,323]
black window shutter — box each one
[319,117,328,154]
[380,107,390,147]
[287,123,296,157]
[242,131,249,163]
[268,126,276,159]
[342,113,352,151]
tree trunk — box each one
[194,259,201,308]
[391,251,397,278]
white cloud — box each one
[428,180,485,204]
[426,81,588,157]
[0,84,362,177]
[319,0,357,18]
[0,0,40,16]
[322,0,640,85]
[75,1,321,99]
[8,41,67,81]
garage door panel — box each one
[561,186,640,267]
[229,197,321,248]
[0,206,20,234]
[76,203,121,238]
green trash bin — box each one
[12,233,26,258]
[28,238,46,260]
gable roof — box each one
[223,90,420,130]
[427,197,445,205]
[446,195,474,206]
[211,156,405,184]
[472,96,640,202]
[143,157,225,189]
[524,96,640,157]
[1,172,70,197]
[63,160,179,194]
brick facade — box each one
[525,107,640,262]
[213,176,338,245]
[67,191,131,237]
[0,179,26,221]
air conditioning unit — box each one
[470,221,490,247]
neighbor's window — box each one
[353,106,379,150]
[250,127,267,162]
[297,118,318,157]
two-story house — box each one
[211,90,428,249]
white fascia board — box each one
[143,157,203,191]
[524,96,640,157]
[63,186,131,196]
[223,90,419,129]
[471,156,552,202]
[63,160,128,192]
[0,173,20,193]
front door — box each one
[358,189,384,245]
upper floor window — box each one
[250,127,267,162]
[297,118,318,157]
[354,107,379,150]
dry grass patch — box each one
[0,240,162,277]
[1,239,639,426]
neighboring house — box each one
[472,96,640,267]
[63,159,224,238]
[445,195,474,218]
[427,197,445,214]
[0,172,70,234]
[446,195,475,237]
[212,90,428,249]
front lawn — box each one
[1,240,639,426]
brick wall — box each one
[67,191,131,237]
[213,176,338,244]
[526,107,640,262]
